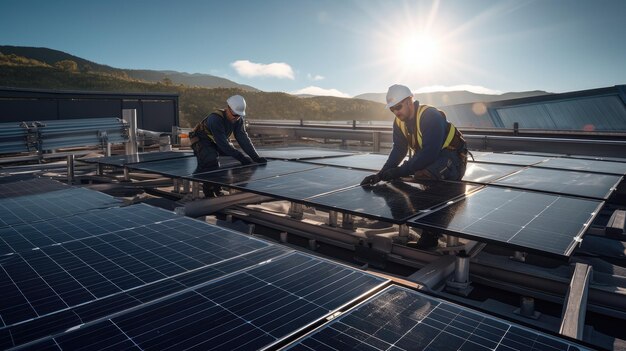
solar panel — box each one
[492,167,622,200]
[534,157,626,175]
[462,162,522,183]
[126,155,240,177]
[186,160,323,186]
[0,187,121,228]
[300,153,394,171]
[0,216,271,328]
[236,166,372,201]
[306,180,480,223]
[258,147,356,160]
[18,252,387,350]
[408,186,603,256]
[0,203,179,255]
[288,285,591,351]
[0,177,70,199]
[471,152,550,166]
[80,151,193,166]
[4,245,291,349]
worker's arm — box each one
[206,116,249,163]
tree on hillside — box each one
[54,60,78,72]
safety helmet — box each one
[385,84,413,108]
[227,95,246,117]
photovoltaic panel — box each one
[258,147,356,160]
[509,151,626,163]
[0,177,70,199]
[126,155,240,177]
[492,167,622,200]
[3,245,291,349]
[306,180,480,223]
[408,186,603,257]
[300,153,394,171]
[288,285,591,351]
[186,160,323,186]
[236,166,372,200]
[0,203,179,255]
[471,152,550,166]
[80,151,193,166]
[534,157,626,175]
[0,187,121,228]
[462,162,523,183]
[19,252,388,351]
[0,216,271,328]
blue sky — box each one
[1,0,625,97]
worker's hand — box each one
[360,173,381,186]
[239,157,253,165]
[380,167,403,181]
[254,157,268,164]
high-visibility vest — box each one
[394,104,462,151]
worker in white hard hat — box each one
[360,84,468,249]
[189,94,267,197]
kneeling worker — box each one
[189,94,267,197]
[360,84,468,249]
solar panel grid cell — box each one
[287,286,590,351]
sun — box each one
[397,33,441,69]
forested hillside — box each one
[0,50,387,127]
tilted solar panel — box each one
[0,203,179,255]
[127,155,241,177]
[0,187,121,228]
[17,252,387,350]
[0,177,70,199]
[462,162,522,183]
[492,167,622,200]
[300,153,393,171]
[258,147,356,160]
[408,186,603,257]
[306,180,481,223]
[287,285,591,351]
[186,160,323,186]
[471,152,550,166]
[534,157,626,175]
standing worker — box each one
[189,95,267,197]
[360,84,468,249]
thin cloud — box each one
[292,86,350,98]
[307,73,325,81]
[415,85,503,95]
[231,60,295,79]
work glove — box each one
[254,157,268,164]
[239,157,253,165]
[360,173,381,186]
[380,167,404,181]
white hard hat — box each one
[385,84,413,108]
[227,95,246,116]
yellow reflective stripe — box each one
[416,105,429,149]
[443,124,456,148]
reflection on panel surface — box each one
[258,147,355,160]
[128,155,239,177]
[472,152,550,166]
[237,166,372,200]
[308,180,480,223]
[288,285,592,351]
[535,157,626,175]
[409,186,603,256]
[301,153,393,171]
[462,162,522,183]
[187,160,322,185]
[80,151,193,166]
[493,167,622,199]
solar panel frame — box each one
[80,151,193,166]
[408,186,604,257]
[287,285,592,351]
